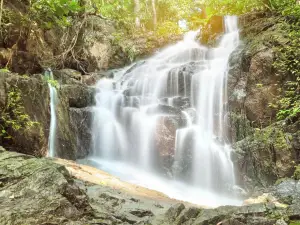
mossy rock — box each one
[0,149,93,225]
[293,165,300,180]
[232,121,296,188]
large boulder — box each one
[0,148,93,225]
[232,121,300,189]
[150,201,298,225]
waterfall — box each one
[45,69,58,157]
[88,16,240,206]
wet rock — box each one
[82,71,111,86]
[227,13,300,189]
[231,121,300,190]
[227,111,254,143]
[166,62,201,97]
[146,104,181,115]
[53,69,82,85]
[69,107,93,159]
[130,209,154,218]
[150,202,290,225]
[55,85,94,159]
[160,97,190,110]
[123,61,146,76]
[272,179,300,205]
[60,84,95,108]
[155,116,177,158]
[232,122,295,188]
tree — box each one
[151,0,157,29]
[134,0,141,28]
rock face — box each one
[54,72,96,160]
[0,69,96,160]
[223,12,300,191]
[0,72,49,157]
[69,107,93,159]
[1,1,181,75]
[232,121,299,189]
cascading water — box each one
[88,16,241,206]
[45,69,58,157]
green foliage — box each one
[253,126,290,150]
[293,165,300,180]
[0,88,39,139]
[290,221,300,225]
[268,0,300,17]
[0,67,10,73]
[272,21,300,120]
[47,78,59,89]
[43,73,59,89]
[205,0,266,15]
[96,0,195,36]
[30,0,81,28]
[156,21,183,37]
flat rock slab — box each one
[54,157,185,204]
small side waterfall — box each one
[88,16,240,206]
[45,69,58,157]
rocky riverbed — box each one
[1,147,300,225]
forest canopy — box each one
[26,0,300,34]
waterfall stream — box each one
[87,16,241,206]
[46,69,58,158]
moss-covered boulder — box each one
[232,121,299,189]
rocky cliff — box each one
[226,12,300,191]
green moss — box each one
[253,125,290,150]
[290,221,300,225]
[275,177,289,185]
[292,165,300,180]
[230,112,254,142]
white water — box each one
[89,16,240,207]
[47,70,58,157]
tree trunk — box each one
[0,0,4,29]
[134,0,141,29]
[151,0,157,29]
